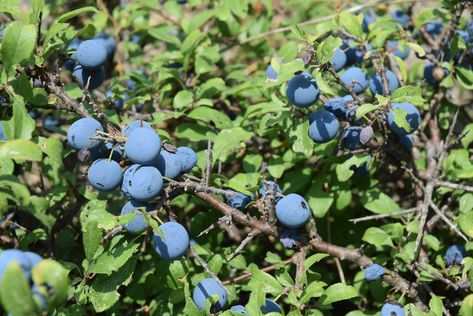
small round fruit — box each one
[120,200,151,233]
[154,150,182,179]
[266,64,278,80]
[391,10,409,28]
[275,194,311,229]
[330,48,347,72]
[259,181,283,202]
[192,278,228,311]
[67,118,103,150]
[369,69,399,96]
[387,40,410,60]
[308,110,340,143]
[73,64,105,89]
[121,165,163,201]
[125,128,161,165]
[364,263,385,281]
[260,299,282,313]
[381,302,405,316]
[425,21,443,37]
[362,12,376,32]
[445,245,467,266]
[341,126,363,150]
[423,63,447,85]
[226,192,252,210]
[387,102,420,135]
[341,67,368,94]
[123,120,151,136]
[153,222,190,260]
[324,95,356,120]
[176,146,197,172]
[75,39,108,69]
[286,72,320,108]
[0,122,5,141]
[279,230,303,249]
[94,32,116,57]
[87,159,123,191]
[230,305,246,314]
[0,249,30,279]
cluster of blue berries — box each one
[65,33,116,89]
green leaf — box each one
[300,281,326,304]
[355,103,379,119]
[57,6,98,22]
[248,264,284,295]
[391,86,425,106]
[188,107,233,129]
[306,179,334,218]
[458,211,473,238]
[360,188,401,214]
[0,139,42,161]
[314,70,337,96]
[0,0,20,17]
[391,107,413,134]
[0,175,31,206]
[290,24,307,41]
[319,283,359,305]
[38,137,64,166]
[291,120,313,157]
[407,42,425,57]
[429,296,443,316]
[0,262,39,316]
[413,8,436,30]
[88,235,140,275]
[1,96,36,140]
[31,259,69,308]
[213,128,253,162]
[316,35,343,64]
[339,12,363,40]
[459,294,473,316]
[362,227,394,247]
[391,55,407,83]
[276,60,305,84]
[1,22,37,73]
[457,66,473,90]
[336,155,369,182]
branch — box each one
[436,181,473,192]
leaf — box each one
[2,96,36,140]
[305,253,329,271]
[360,188,401,214]
[391,55,407,83]
[57,6,98,22]
[0,262,39,316]
[0,139,42,161]
[38,137,64,166]
[316,35,343,64]
[173,90,194,110]
[355,103,379,118]
[300,281,326,304]
[336,155,369,182]
[362,227,394,247]
[407,42,425,57]
[276,60,305,84]
[88,235,140,275]
[456,66,473,90]
[458,211,473,238]
[188,107,233,129]
[1,22,37,73]
[391,108,413,134]
[213,128,253,162]
[31,259,69,308]
[319,283,359,305]
[459,294,473,316]
[314,70,337,96]
[306,179,334,218]
[391,86,425,106]
[339,12,363,40]
[0,175,31,206]
[248,264,284,295]
[290,24,307,41]
[291,120,313,157]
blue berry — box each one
[275,193,311,229]
[455,30,470,43]
[32,284,47,310]
[75,39,108,69]
[121,165,163,202]
[387,102,420,135]
[153,222,189,260]
[381,302,405,316]
[425,22,443,38]
[226,192,253,210]
[423,63,448,85]
[125,128,161,165]
[330,48,347,71]
[308,110,340,143]
[121,200,152,233]
[192,278,228,311]
[260,299,282,313]
[364,263,385,281]
[87,159,123,191]
[279,230,302,249]
[391,10,409,28]
[341,126,363,150]
[445,245,467,266]
[467,20,473,39]
[0,122,5,141]
[259,181,283,202]
[341,67,368,94]
[94,32,116,57]
[362,12,376,32]
[324,95,356,120]
[43,115,60,132]
[369,69,399,96]
[387,40,410,60]
[266,64,278,80]
[0,250,33,279]
[343,41,374,65]
[398,134,413,152]
[230,305,246,314]
[286,72,320,108]
[176,146,197,173]
[123,120,151,136]
[89,142,122,161]
[67,118,103,150]
[73,64,105,89]
[153,150,182,179]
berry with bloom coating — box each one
[323,95,356,120]
[381,302,405,316]
[341,126,363,150]
[230,305,246,314]
[308,110,340,143]
[67,118,103,150]
[286,72,320,108]
[154,150,182,179]
[259,181,283,202]
[153,222,190,260]
[330,48,347,71]
[387,40,410,60]
[75,39,108,69]
[176,146,197,172]
[280,230,303,249]
[387,103,420,135]
[369,69,399,96]
[391,10,409,28]
[341,67,368,94]
[123,120,151,136]
[73,64,105,89]
[364,263,385,281]
[226,192,252,210]
[120,200,152,233]
[121,165,163,201]
[125,128,161,165]
[192,278,228,311]
[445,245,467,266]
[266,64,278,80]
[87,159,123,191]
[260,299,282,313]
[275,194,311,229]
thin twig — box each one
[349,207,421,223]
[189,245,230,295]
